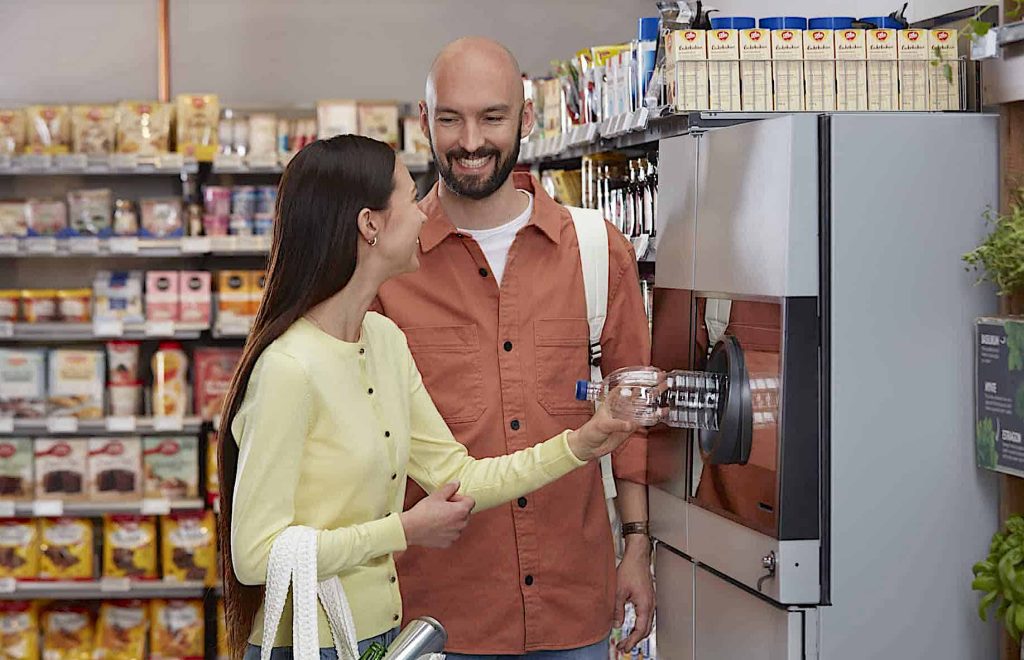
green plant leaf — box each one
[980,590,999,621]
[1006,603,1018,637]
[974,575,999,592]
[968,18,992,37]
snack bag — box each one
[39,517,94,580]
[162,510,216,585]
[0,519,38,579]
[102,515,158,579]
[42,605,94,660]
[150,599,204,659]
[94,600,148,660]
[0,601,37,659]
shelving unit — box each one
[0,579,213,601]
[0,416,203,436]
[0,497,204,518]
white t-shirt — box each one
[459,191,534,286]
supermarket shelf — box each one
[0,415,203,436]
[0,579,213,600]
[211,152,433,175]
[0,498,205,519]
[1,320,209,342]
[0,154,198,176]
[0,235,271,258]
[211,320,251,339]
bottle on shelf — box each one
[575,365,723,430]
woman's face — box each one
[376,160,427,276]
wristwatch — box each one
[621,521,650,537]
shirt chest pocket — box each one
[534,318,593,416]
[404,325,485,425]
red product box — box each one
[193,348,241,421]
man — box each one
[375,37,654,658]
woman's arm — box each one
[230,350,407,585]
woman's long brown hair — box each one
[217,135,397,658]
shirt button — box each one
[510,419,520,431]
[524,575,534,586]
[478,268,488,277]
[385,431,391,438]
[368,388,374,395]
[503,341,513,352]
[517,497,527,508]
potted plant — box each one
[963,188,1024,316]
[974,516,1024,652]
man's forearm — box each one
[615,479,650,556]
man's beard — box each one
[431,124,522,200]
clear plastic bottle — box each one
[575,366,724,430]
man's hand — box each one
[614,538,655,652]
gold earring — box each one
[368,236,378,247]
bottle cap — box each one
[575,380,590,401]
[808,17,857,29]
[709,16,756,29]
[759,17,808,30]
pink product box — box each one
[145,271,180,322]
[179,271,211,324]
[203,186,232,216]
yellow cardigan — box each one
[231,314,586,648]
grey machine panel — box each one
[822,113,999,660]
[693,114,819,299]
[654,132,699,292]
[654,545,695,660]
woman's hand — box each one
[400,482,476,548]
[566,403,639,462]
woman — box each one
[218,135,637,660]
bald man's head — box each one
[425,38,524,109]
[420,37,535,200]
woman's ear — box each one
[357,208,379,245]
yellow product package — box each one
[0,519,38,579]
[39,517,94,580]
[42,605,93,660]
[162,510,216,585]
[0,601,37,659]
[216,598,228,659]
[102,515,157,579]
[150,599,205,659]
[94,600,148,660]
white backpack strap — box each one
[568,206,616,501]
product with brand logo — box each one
[42,605,94,660]
[102,515,157,579]
[162,510,216,584]
[66,189,112,236]
[150,599,205,658]
[928,29,959,110]
[151,343,188,418]
[0,110,26,155]
[0,349,46,418]
[175,94,220,161]
[804,28,836,110]
[835,28,867,111]
[39,517,93,579]
[0,601,38,660]
[94,600,148,660]
[179,271,211,325]
[739,28,772,111]
[35,439,87,501]
[143,436,199,500]
[93,271,144,324]
[116,102,172,156]
[145,271,179,323]
[0,438,33,501]
[71,105,116,155]
[897,29,929,110]
[87,437,142,501]
[47,349,104,419]
[667,29,709,111]
[707,28,741,111]
[56,289,92,323]
[26,199,68,236]
[25,105,70,155]
[0,202,28,238]
[0,519,38,578]
[139,198,183,239]
[193,348,241,421]
[867,29,898,111]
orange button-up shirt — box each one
[374,173,651,654]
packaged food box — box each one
[25,105,70,154]
[145,271,180,323]
[87,437,142,501]
[175,94,219,161]
[39,517,94,579]
[139,198,183,238]
[0,290,16,322]
[102,515,157,579]
[0,201,28,237]
[0,519,38,579]
[47,348,105,419]
[194,348,241,421]
[217,271,249,324]
[66,188,112,236]
[0,110,26,155]
[0,349,46,418]
[116,102,172,156]
[0,438,33,501]
[55,289,92,324]
[25,199,68,236]
[143,436,199,500]
[151,343,188,418]
[357,102,400,149]
[105,341,140,386]
[161,510,216,585]
[179,271,211,325]
[93,271,144,323]
[71,105,116,155]
[20,289,57,323]
[35,439,88,501]
[150,599,205,659]
[94,600,148,660]
[0,601,37,659]
[42,605,94,660]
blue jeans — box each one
[443,636,610,660]
[243,627,400,660]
